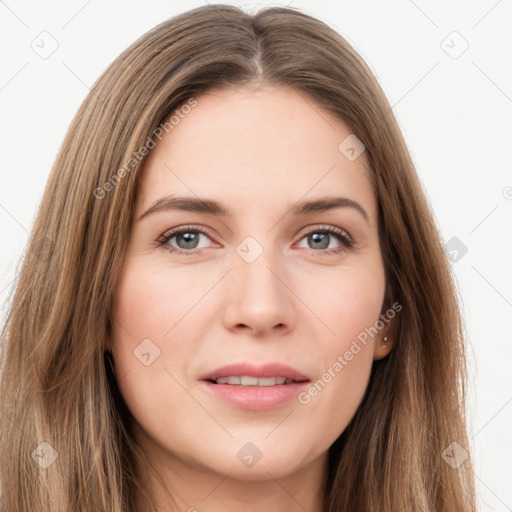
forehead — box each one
[137,85,376,222]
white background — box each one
[1,1,511,509]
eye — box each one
[158,225,215,256]
[294,225,354,255]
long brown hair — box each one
[0,4,477,511]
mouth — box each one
[208,376,305,386]
[200,362,310,385]
[199,362,311,410]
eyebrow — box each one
[138,195,369,224]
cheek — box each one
[110,259,206,343]
[109,262,187,447]
[295,265,385,435]
[306,261,386,342]
[108,258,207,427]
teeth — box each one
[214,376,291,386]
[241,376,258,386]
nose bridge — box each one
[222,232,295,334]
[235,233,285,300]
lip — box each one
[199,362,310,382]
[199,362,311,411]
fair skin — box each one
[110,84,394,512]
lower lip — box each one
[201,380,310,410]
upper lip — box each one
[200,362,311,382]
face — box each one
[110,85,392,483]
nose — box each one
[222,246,296,337]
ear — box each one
[372,300,400,360]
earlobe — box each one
[373,334,393,360]
[373,297,399,360]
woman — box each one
[0,4,478,511]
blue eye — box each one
[157,225,354,256]
[158,226,213,255]
[295,226,353,253]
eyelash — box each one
[157,224,355,257]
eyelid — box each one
[295,223,354,244]
[160,224,217,242]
